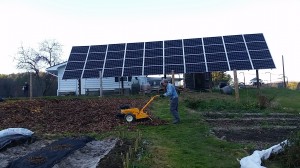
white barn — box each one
[46,62,148,96]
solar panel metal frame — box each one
[62,33,275,79]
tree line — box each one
[0,39,63,98]
[0,72,57,98]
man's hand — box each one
[160,94,165,98]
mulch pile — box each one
[0,98,167,134]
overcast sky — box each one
[0,0,299,83]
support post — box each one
[30,72,32,100]
[233,69,239,102]
[99,71,103,97]
[171,70,175,84]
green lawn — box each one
[125,88,300,167]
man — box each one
[160,79,180,124]
[23,82,29,97]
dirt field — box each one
[203,112,300,150]
[0,98,167,167]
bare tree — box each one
[14,39,63,96]
[39,39,62,67]
[15,44,41,76]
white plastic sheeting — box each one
[240,140,288,168]
[0,128,34,138]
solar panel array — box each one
[62,33,275,79]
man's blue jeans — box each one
[170,97,180,123]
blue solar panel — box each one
[85,61,104,69]
[68,53,88,62]
[165,48,183,56]
[64,33,275,79]
[107,43,125,51]
[124,58,143,67]
[145,41,163,49]
[126,42,144,50]
[144,66,163,75]
[185,63,206,73]
[246,42,268,50]
[89,45,107,53]
[87,53,106,61]
[204,45,225,53]
[165,65,184,73]
[244,33,265,42]
[223,35,244,43]
[207,62,229,71]
[185,54,205,63]
[184,46,203,55]
[225,43,247,52]
[103,68,122,77]
[144,57,163,66]
[145,49,163,57]
[227,52,249,61]
[203,37,223,45]
[165,56,183,64]
[164,40,182,48]
[249,50,272,59]
[183,38,202,46]
[123,67,143,76]
[62,70,83,79]
[205,53,227,62]
[65,62,85,70]
[252,59,275,69]
[106,51,125,59]
[104,59,123,68]
[125,50,143,58]
[82,69,102,78]
[71,46,89,53]
[229,61,252,70]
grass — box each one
[132,97,247,168]
[123,87,300,167]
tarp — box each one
[0,134,33,151]
[240,140,288,168]
[8,136,94,168]
[0,128,34,138]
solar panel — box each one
[185,63,206,73]
[223,35,244,43]
[145,41,163,49]
[107,43,125,51]
[229,61,252,70]
[207,62,229,71]
[125,50,143,58]
[164,40,182,48]
[70,46,89,53]
[123,67,143,76]
[144,66,163,75]
[85,61,104,69]
[165,65,184,73]
[89,45,107,53]
[62,70,83,79]
[183,38,202,46]
[68,53,88,62]
[82,69,102,78]
[185,54,205,63]
[124,58,143,67]
[127,42,144,50]
[144,57,163,66]
[63,33,275,79]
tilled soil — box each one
[0,97,168,168]
[0,98,167,134]
[203,112,300,150]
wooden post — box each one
[171,70,175,84]
[99,71,103,97]
[30,72,32,100]
[233,69,239,102]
